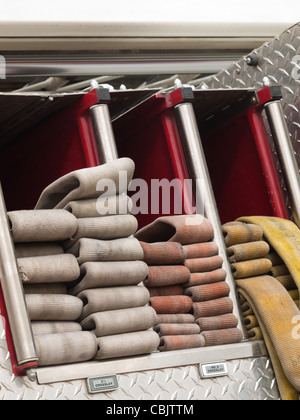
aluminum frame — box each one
[0,185,37,369]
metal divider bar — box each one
[0,184,37,366]
[175,102,246,338]
[35,340,267,385]
[90,104,119,163]
[264,100,300,228]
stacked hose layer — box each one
[183,239,242,348]
[13,157,160,367]
[140,241,200,352]
[223,217,300,400]
[222,221,272,342]
[136,215,243,351]
[8,209,97,367]
[37,157,159,361]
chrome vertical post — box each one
[0,184,37,366]
[175,102,246,337]
[90,104,119,163]
[265,100,300,227]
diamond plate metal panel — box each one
[0,316,279,400]
[200,22,300,217]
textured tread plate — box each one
[202,22,300,218]
[0,317,279,400]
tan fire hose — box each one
[223,217,300,400]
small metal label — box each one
[199,361,229,379]
[87,375,118,394]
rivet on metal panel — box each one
[27,369,37,383]
[246,55,259,67]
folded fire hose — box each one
[236,276,300,401]
[223,217,300,400]
[14,192,243,364]
[35,157,135,210]
[7,155,299,399]
[136,215,243,352]
[7,158,161,365]
[238,216,300,298]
